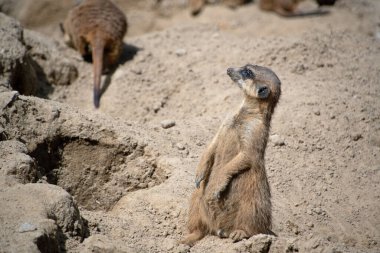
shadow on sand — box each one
[99,43,141,103]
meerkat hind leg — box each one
[190,0,205,15]
[180,230,205,246]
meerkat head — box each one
[227,64,281,105]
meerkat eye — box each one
[104,46,112,53]
[257,86,270,98]
[240,68,254,80]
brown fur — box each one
[189,0,250,15]
[259,0,304,16]
[181,64,281,246]
[63,0,127,108]
[259,0,332,16]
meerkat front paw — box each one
[195,173,205,188]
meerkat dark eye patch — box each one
[240,68,255,80]
[257,86,270,98]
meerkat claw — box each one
[195,174,204,188]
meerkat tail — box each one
[92,37,105,108]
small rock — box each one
[176,243,190,253]
[246,234,274,253]
[314,207,323,215]
[161,120,176,129]
[131,68,142,75]
[242,239,252,248]
[313,109,321,116]
[196,141,204,146]
[171,210,180,218]
[292,63,308,74]
[312,240,320,249]
[138,183,148,188]
[270,134,285,147]
[18,223,37,233]
[351,133,363,141]
[176,143,186,150]
[175,49,187,57]
[153,103,161,113]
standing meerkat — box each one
[62,0,127,108]
[181,64,281,245]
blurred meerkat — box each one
[62,0,127,108]
[189,0,250,15]
[259,0,335,16]
[181,64,281,245]
[259,0,304,16]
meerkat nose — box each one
[227,68,234,76]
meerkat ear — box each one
[256,85,270,99]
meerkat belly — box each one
[205,129,241,194]
[213,169,258,233]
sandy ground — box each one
[1,0,380,252]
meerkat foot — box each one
[180,230,205,246]
[190,0,205,15]
[229,229,248,242]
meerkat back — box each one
[65,0,127,49]
[63,0,127,108]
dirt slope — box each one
[1,0,379,252]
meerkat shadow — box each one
[118,42,141,65]
[99,42,141,98]
[284,8,330,18]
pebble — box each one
[131,68,142,75]
[176,244,191,253]
[176,143,186,150]
[314,207,323,215]
[351,133,363,141]
[161,120,176,129]
[270,134,285,147]
[153,103,161,113]
[175,49,187,57]
[313,109,321,116]
[312,241,320,249]
[196,141,204,146]
[166,242,175,250]
[18,223,37,233]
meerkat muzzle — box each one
[227,67,242,81]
